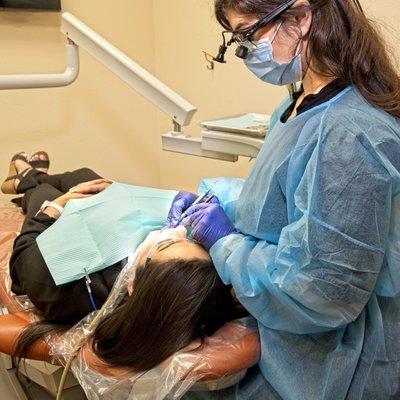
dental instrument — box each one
[84,268,97,311]
[175,186,216,227]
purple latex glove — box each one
[181,203,236,251]
[164,191,197,228]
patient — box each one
[2,152,238,370]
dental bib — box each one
[37,178,245,286]
[37,183,177,285]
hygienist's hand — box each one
[164,191,198,228]
[181,203,236,251]
[69,179,113,195]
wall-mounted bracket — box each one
[162,129,264,162]
[0,43,79,90]
[162,132,239,162]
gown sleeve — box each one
[210,119,393,334]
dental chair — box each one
[0,201,260,399]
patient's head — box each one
[135,225,210,268]
[92,228,236,371]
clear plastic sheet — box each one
[50,243,260,399]
[0,201,34,312]
[0,201,260,398]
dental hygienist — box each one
[168,0,400,399]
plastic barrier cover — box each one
[49,243,260,399]
[0,200,260,399]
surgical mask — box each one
[244,22,303,86]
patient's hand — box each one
[42,180,113,219]
[69,179,113,195]
[41,192,91,219]
[54,192,92,207]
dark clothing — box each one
[280,79,349,123]
[182,365,280,400]
[10,168,124,325]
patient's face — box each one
[136,226,210,267]
[154,238,210,262]
[128,226,210,295]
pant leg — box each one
[39,168,103,193]
[20,184,64,227]
[15,169,48,194]
[17,168,102,194]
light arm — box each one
[61,12,196,128]
[0,42,79,90]
[0,12,197,128]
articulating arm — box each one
[0,42,79,90]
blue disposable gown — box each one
[210,87,400,400]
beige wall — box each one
[153,0,285,191]
[0,11,64,202]
[0,2,160,204]
[1,0,399,201]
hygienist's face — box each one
[226,5,311,65]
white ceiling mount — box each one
[61,12,197,127]
[0,12,197,128]
[0,11,264,161]
[0,43,79,90]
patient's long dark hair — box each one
[16,257,237,371]
[215,0,400,118]
[92,257,236,371]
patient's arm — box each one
[42,207,61,219]
[42,191,92,219]
[70,179,113,194]
[41,179,112,219]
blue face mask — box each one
[244,23,303,86]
